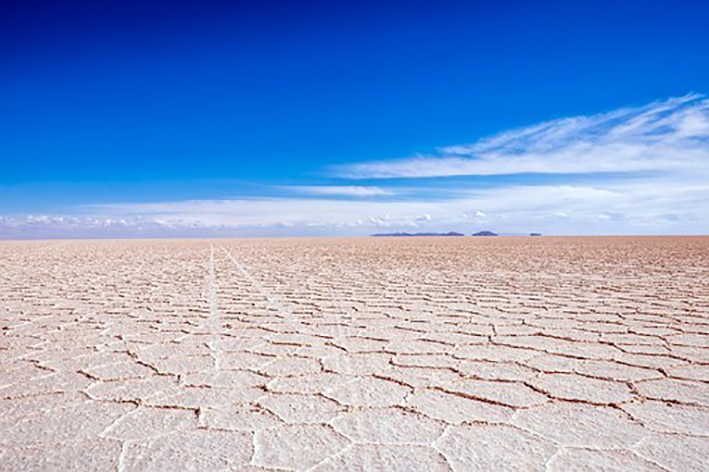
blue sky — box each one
[2,0,708,237]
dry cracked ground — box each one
[1,236,708,471]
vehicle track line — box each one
[207,243,221,370]
[217,243,291,316]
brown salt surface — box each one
[1,236,708,470]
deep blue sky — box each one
[1,1,708,236]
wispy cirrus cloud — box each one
[334,94,709,179]
[280,185,395,197]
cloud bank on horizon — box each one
[2,95,708,238]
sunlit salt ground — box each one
[1,237,708,471]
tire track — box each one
[218,243,292,317]
[207,243,221,370]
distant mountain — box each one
[471,230,498,236]
[371,231,465,237]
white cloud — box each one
[84,198,439,228]
[4,175,708,237]
[281,185,394,197]
[3,95,708,237]
[334,94,709,179]
[67,174,706,235]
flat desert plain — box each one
[1,236,708,471]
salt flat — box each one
[1,236,708,471]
